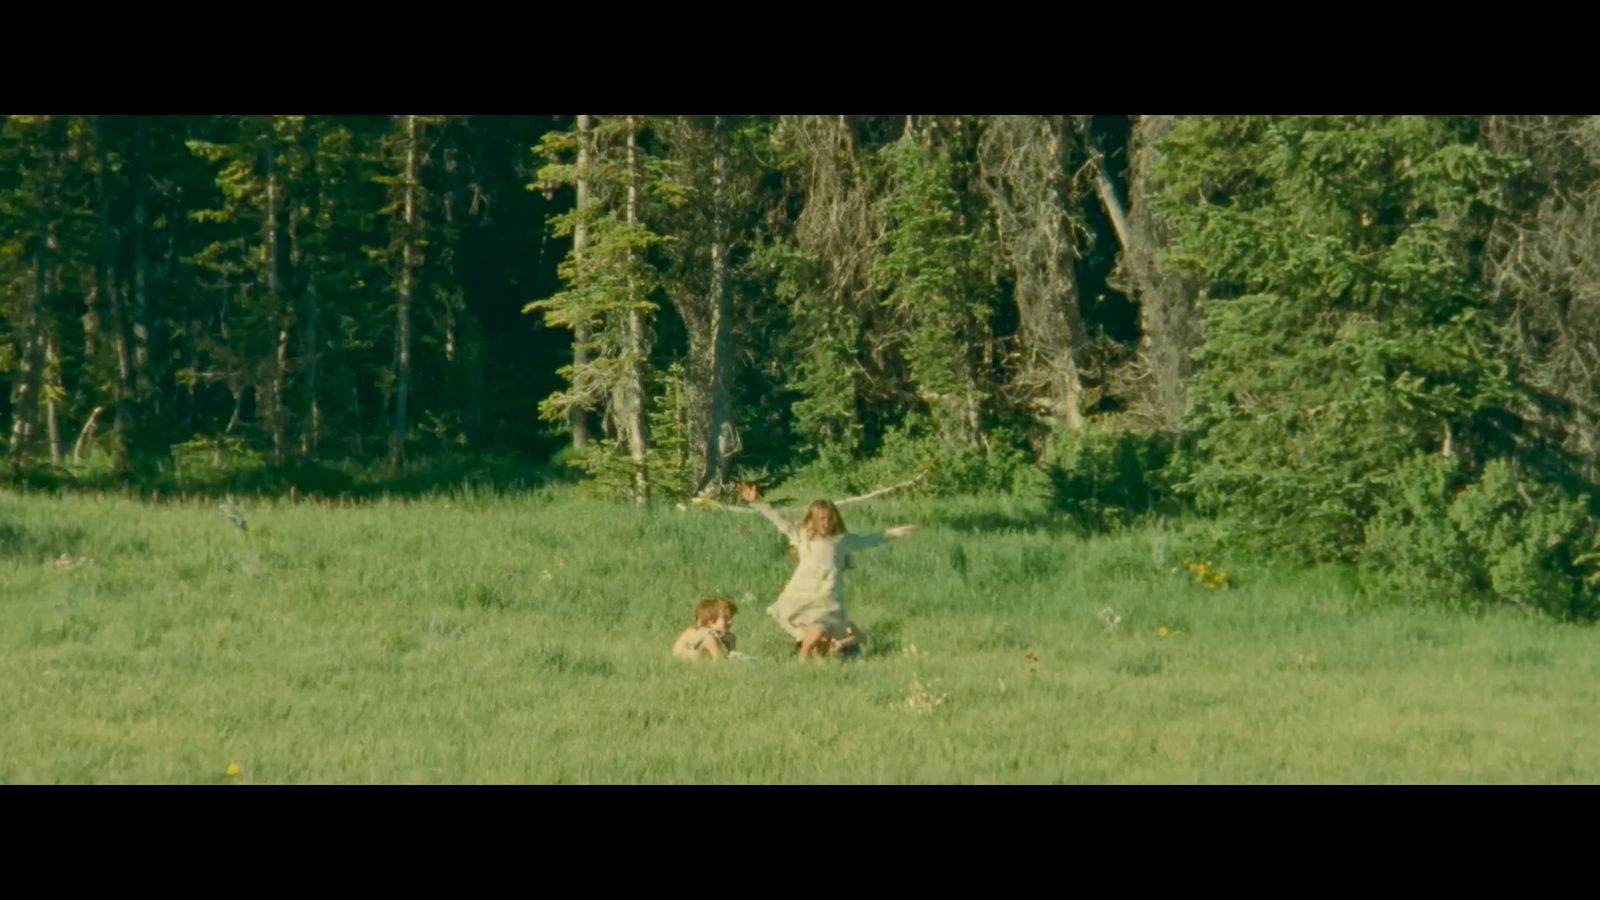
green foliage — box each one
[643,362,698,500]
[795,416,1182,533]
[756,118,877,457]
[800,412,1050,502]
[167,435,268,485]
[1154,116,1528,562]
[753,227,867,457]
[527,117,667,428]
[1043,423,1179,529]
[872,135,995,444]
[1363,455,1598,616]
[559,439,640,503]
[563,363,698,503]
[6,112,1600,626]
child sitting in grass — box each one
[672,596,740,661]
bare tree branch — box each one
[688,469,931,513]
[833,469,931,506]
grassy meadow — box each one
[3,484,1598,784]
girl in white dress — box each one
[737,483,914,658]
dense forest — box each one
[3,116,1598,615]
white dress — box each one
[751,502,887,641]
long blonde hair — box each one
[800,500,846,540]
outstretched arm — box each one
[738,483,800,543]
[840,524,915,554]
[751,502,800,542]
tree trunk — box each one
[262,125,289,466]
[1110,114,1200,430]
[350,384,364,457]
[45,336,63,467]
[9,122,63,470]
[300,273,321,461]
[1029,274,1088,431]
[570,114,593,449]
[1085,118,1133,255]
[73,406,105,465]
[286,137,320,466]
[618,117,650,503]
[83,286,99,365]
[272,325,289,466]
[217,385,245,467]
[8,274,45,468]
[388,114,418,476]
[131,118,153,404]
[696,116,737,493]
[94,117,138,473]
[977,115,1089,430]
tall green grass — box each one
[3,487,1597,783]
